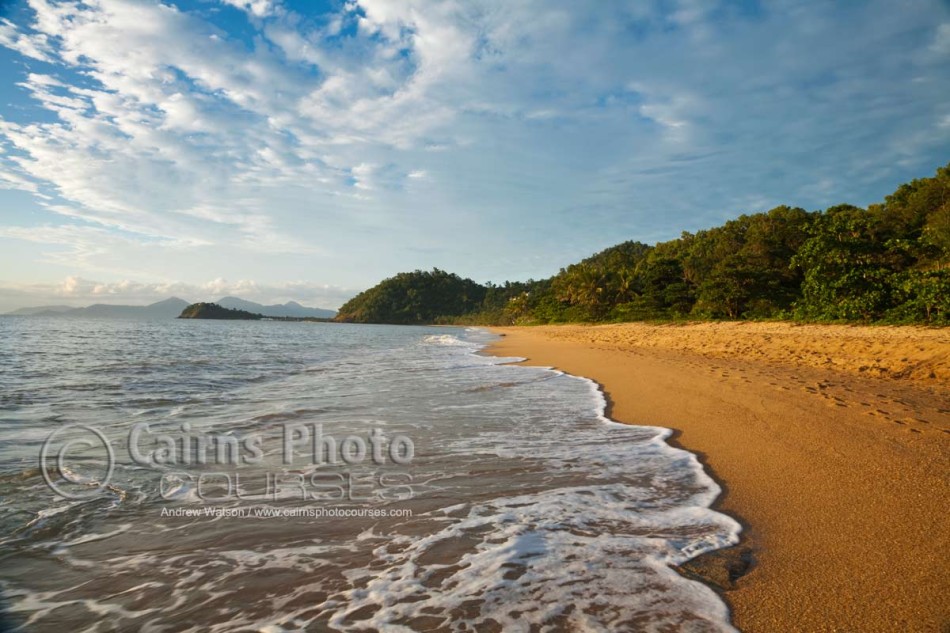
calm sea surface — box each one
[0,317,740,632]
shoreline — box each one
[485,322,949,632]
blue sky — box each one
[0,0,948,310]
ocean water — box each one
[0,318,741,632]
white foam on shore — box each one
[325,483,738,632]
[465,328,729,514]
[422,333,475,347]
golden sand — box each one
[487,322,950,632]
[520,321,950,385]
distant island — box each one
[178,302,337,322]
[336,163,949,327]
[5,296,336,320]
[179,303,263,320]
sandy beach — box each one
[487,322,950,632]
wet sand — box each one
[486,322,950,632]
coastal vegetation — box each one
[335,163,950,326]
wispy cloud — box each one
[0,0,947,301]
[0,17,53,61]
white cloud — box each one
[219,0,277,19]
[0,18,53,61]
[350,162,375,190]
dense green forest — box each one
[333,271,487,324]
[335,164,950,326]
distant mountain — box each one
[67,297,191,319]
[5,297,191,319]
[6,296,335,320]
[217,296,336,319]
[5,305,74,316]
